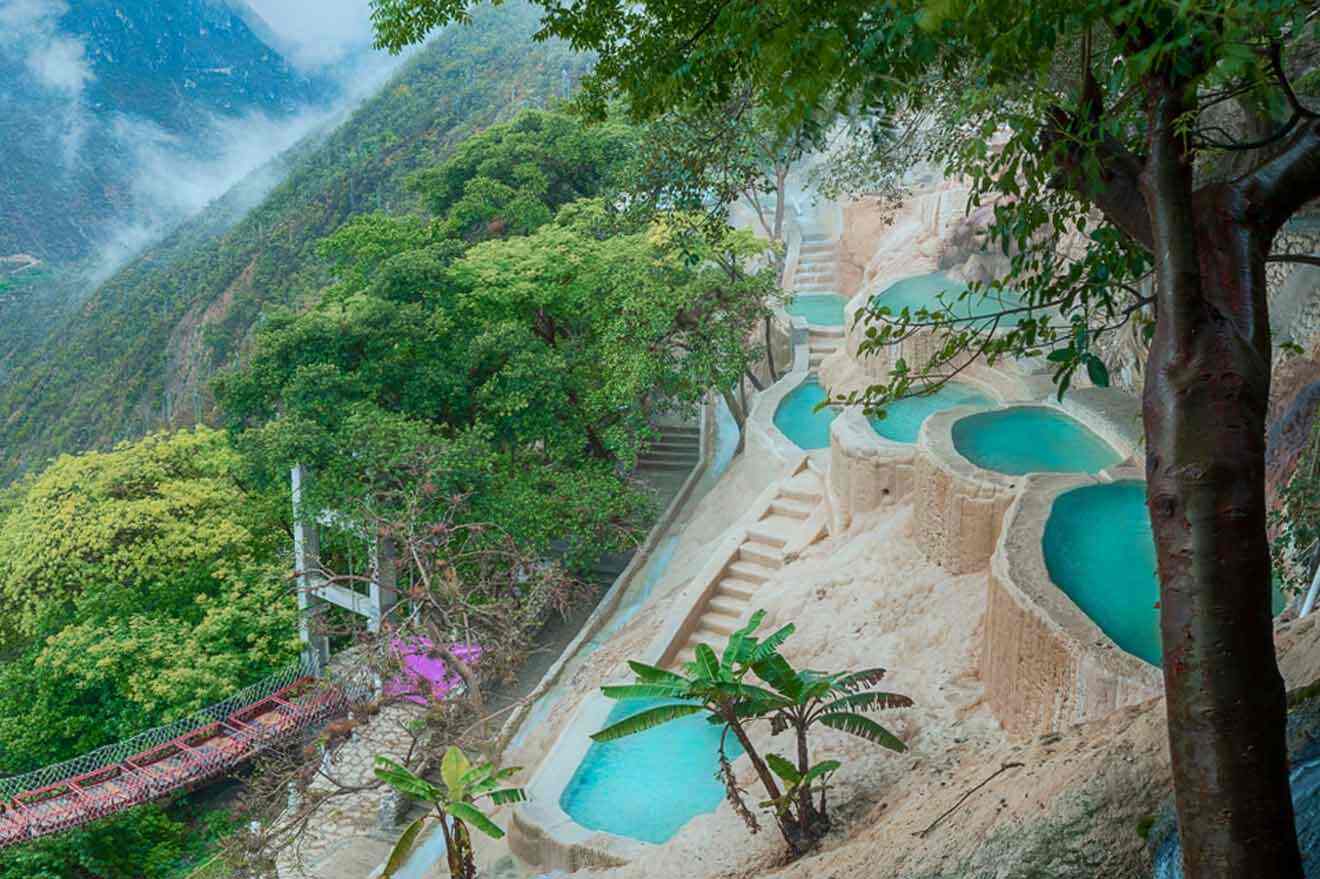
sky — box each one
[244,0,379,69]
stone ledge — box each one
[982,474,1162,738]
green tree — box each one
[0,427,277,641]
[375,748,526,879]
[591,611,910,854]
[370,4,1320,873]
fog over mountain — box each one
[243,0,378,69]
[0,0,396,277]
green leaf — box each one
[627,660,688,685]
[381,816,429,878]
[448,801,505,840]
[822,691,914,713]
[817,712,907,752]
[722,609,766,672]
[799,759,841,788]
[375,757,444,802]
[693,643,721,680]
[1046,347,1073,363]
[590,703,705,741]
[748,623,794,663]
[488,786,527,806]
[835,667,888,692]
[753,653,802,700]
[442,746,472,800]
[1085,355,1110,388]
[601,682,688,701]
[765,752,802,784]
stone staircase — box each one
[638,424,701,473]
[794,233,838,293]
[669,468,827,669]
[808,326,844,371]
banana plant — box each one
[589,610,810,850]
[749,649,913,833]
[375,746,526,879]
[590,610,911,854]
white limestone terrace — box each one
[360,181,1171,879]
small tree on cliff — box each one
[371,2,1320,875]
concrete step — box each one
[747,514,800,548]
[716,578,760,601]
[707,595,745,618]
[643,448,701,463]
[782,473,824,505]
[739,542,784,569]
[796,283,840,293]
[727,560,776,584]
[639,459,695,472]
[769,498,813,519]
[796,269,836,280]
[695,618,737,639]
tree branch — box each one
[1241,119,1320,233]
[1042,106,1155,252]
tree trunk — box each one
[1141,84,1303,879]
[765,315,779,383]
[794,722,826,838]
[724,714,806,853]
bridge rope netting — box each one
[0,658,368,849]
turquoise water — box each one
[952,406,1123,475]
[786,293,846,326]
[560,698,742,844]
[871,271,1028,327]
[869,382,994,444]
[773,377,838,449]
[1043,481,1162,664]
[1154,755,1320,877]
[1044,481,1286,666]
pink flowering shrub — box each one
[384,638,482,705]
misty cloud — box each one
[244,0,379,69]
[0,0,92,95]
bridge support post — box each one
[292,464,330,676]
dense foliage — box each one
[0,0,587,484]
[0,428,297,878]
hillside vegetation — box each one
[0,0,581,483]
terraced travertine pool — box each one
[871,271,1028,327]
[786,293,846,326]
[773,377,837,450]
[1044,480,1285,666]
[1043,481,1162,664]
[559,698,741,844]
[869,382,994,444]
[952,406,1123,475]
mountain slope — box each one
[0,1,586,480]
[0,0,330,264]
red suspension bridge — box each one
[0,662,361,848]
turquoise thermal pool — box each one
[952,406,1123,475]
[868,382,994,444]
[773,377,838,449]
[1043,481,1162,664]
[871,271,1027,327]
[559,699,741,844]
[1044,481,1285,666]
[786,293,846,326]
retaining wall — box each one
[982,473,1162,736]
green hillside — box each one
[0,0,584,482]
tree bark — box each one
[1140,82,1303,879]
